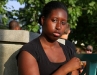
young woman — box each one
[17,1,81,75]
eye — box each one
[52,18,57,23]
[61,21,67,25]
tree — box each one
[69,0,97,51]
[0,0,8,27]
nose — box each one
[56,22,61,30]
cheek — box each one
[42,23,52,32]
[51,24,56,30]
[46,20,55,30]
[61,25,67,32]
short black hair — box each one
[38,1,68,25]
[9,20,19,29]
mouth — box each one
[53,32,61,37]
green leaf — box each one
[28,0,34,4]
[68,7,73,14]
[31,25,40,32]
[89,1,95,7]
[87,9,93,15]
[45,0,50,3]
[17,0,24,4]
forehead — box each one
[48,8,68,20]
[11,22,19,26]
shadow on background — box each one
[0,45,4,75]
[3,50,19,75]
[29,32,40,41]
[0,29,5,75]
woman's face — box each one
[41,8,68,41]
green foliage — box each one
[69,0,97,51]
[68,6,82,28]
[27,22,40,32]
[0,0,8,26]
[16,0,44,32]
[2,15,8,25]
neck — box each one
[39,35,58,47]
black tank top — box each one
[17,37,75,75]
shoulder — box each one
[22,37,40,49]
[17,37,41,60]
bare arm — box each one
[52,66,79,75]
[71,70,79,75]
[52,67,79,75]
[52,57,81,75]
[17,51,40,75]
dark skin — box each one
[18,9,81,75]
[10,22,21,30]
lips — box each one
[53,32,61,37]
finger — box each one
[80,61,83,66]
[76,58,80,62]
[79,61,83,68]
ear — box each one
[41,16,45,26]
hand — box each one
[52,57,81,75]
[66,57,81,72]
